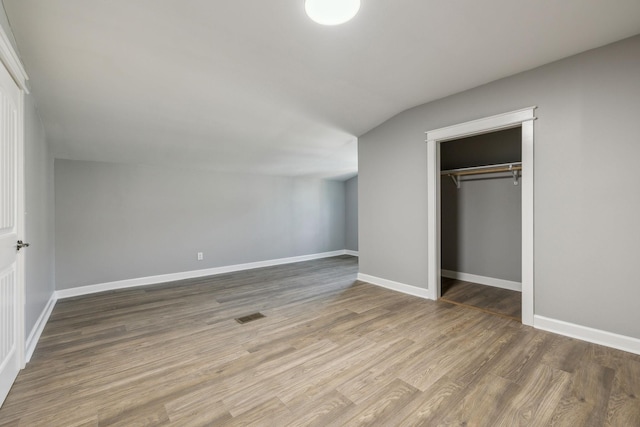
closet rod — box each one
[441,162,522,188]
[441,162,522,176]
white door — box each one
[0,58,23,407]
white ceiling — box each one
[4,1,640,180]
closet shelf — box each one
[441,162,522,188]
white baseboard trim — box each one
[357,273,429,299]
[56,250,352,300]
[441,269,522,292]
[25,292,57,363]
[534,315,640,356]
[344,250,359,257]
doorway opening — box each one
[439,127,522,321]
[426,107,536,325]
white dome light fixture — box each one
[305,0,361,26]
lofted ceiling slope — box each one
[3,0,640,179]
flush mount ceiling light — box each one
[305,0,361,26]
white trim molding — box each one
[425,107,536,142]
[426,136,441,301]
[25,293,57,363]
[357,273,430,299]
[56,250,352,299]
[0,23,29,92]
[441,270,521,292]
[534,315,640,356]
[520,119,535,326]
[425,107,536,326]
[344,250,359,257]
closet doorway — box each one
[426,107,535,325]
[439,128,522,321]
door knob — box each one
[16,240,30,251]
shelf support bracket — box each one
[449,174,460,189]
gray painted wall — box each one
[24,95,55,335]
[55,159,347,290]
[345,175,358,251]
[441,129,521,282]
[1,6,55,341]
[359,35,640,339]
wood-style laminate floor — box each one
[441,277,522,322]
[1,256,639,426]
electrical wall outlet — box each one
[197,252,204,261]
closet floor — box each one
[440,277,521,322]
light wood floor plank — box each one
[550,360,616,426]
[605,358,640,426]
[435,373,519,426]
[441,277,522,320]
[391,375,464,426]
[494,363,571,426]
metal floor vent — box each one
[235,312,265,324]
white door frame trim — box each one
[0,25,29,93]
[425,107,536,325]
